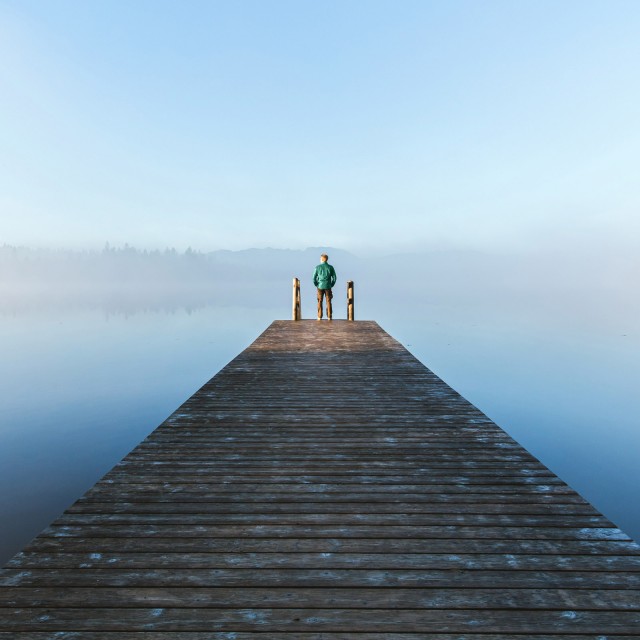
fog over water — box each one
[1,246,638,564]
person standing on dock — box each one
[313,253,337,320]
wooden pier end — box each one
[1,320,640,637]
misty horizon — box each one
[1,243,636,340]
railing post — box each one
[347,280,354,321]
[292,277,301,320]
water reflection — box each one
[0,303,277,563]
[0,282,638,565]
[382,302,640,543]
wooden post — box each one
[347,280,354,321]
[292,277,301,320]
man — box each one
[312,253,337,320]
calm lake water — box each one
[1,287,638,564]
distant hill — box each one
[0,245,361,314]
[0,245,360,284]
[1,243,635,320]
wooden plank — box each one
[34,524,629,539]
[8,551,640,571]
[1,319,639,637]
[3,586,640,609]
[4,567,640,589]
[67,502,599,515]
[22,536,640,555]
[50,514,613,528]
[2,607,640,632]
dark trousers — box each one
[317,288,333,319]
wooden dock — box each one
[1,319,640,638]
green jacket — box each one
[313,262,337,290]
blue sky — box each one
[1,0,639,254]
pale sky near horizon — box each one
[1,0,639,255]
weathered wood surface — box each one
[347,280,355,321]
[1,319,639,638]
[292,277,301,321]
